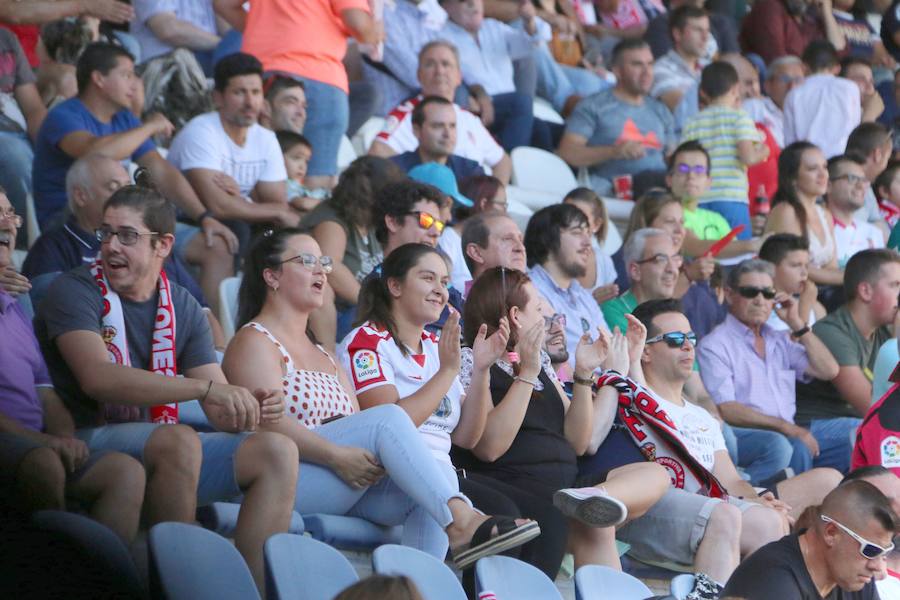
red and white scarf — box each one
[597,371,727,499]
[91,258,179,424]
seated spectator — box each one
[853,376,900,478]
[563,187,619,305]
[461,212,527,285]
[224,229,539,564]
[276,131,325,216]
[723,480,892,598]
[589,0,666,58]
[369,40,512,183]
[832,0,895,66]
[0,189,145,543]
[302,157,403,346]
[335,575,425,600]
[876,160,900,228]
[585,298,838,599]
[846,121,893,237]
[841,56,886,123]
[389,96,485,183]
[131,0,223,75]
[796,249,900,440]
[218,0,383,190]
[525,203,609,365]
[784,40,860,159]
[758,233,826,331]
[739,0,846,65]
[437,0,542,151]
[31,42,238,311]
[882,0,900,63]
[453,267,670,576]
[31,185,300,590]
[558,39,675,198]
[826,154,885,267]
[260,76,306,135]
[0,28,46,248]
[765,141,844,288]
[460,174,507,215]
[650,6,709,113]
[644,0,738,60]
[698,259,847,474]
[743,55,805,149]
[682,61,768,238]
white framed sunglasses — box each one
[820,514,895,559]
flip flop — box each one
[553,487,627,528]
[451,516,541,570]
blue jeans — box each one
[699,201,752,240]
[534,46,610,112]
[729,426,794,484]
[0,130,33,247]
[292,404,468,559]
[790,417,862,474]
[490,91,534,151]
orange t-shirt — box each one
[242,0,370,94]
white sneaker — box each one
[553,487,627,527]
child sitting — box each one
[875,160,900,228]
[681,61,768,240]
[275,130,328,213]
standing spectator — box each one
[739,0,846,65]
[369,40,512,183]
[743,56,805,149]
[525,203,609,366]
[796,249,900,437]
[841,57,886,123]
[644,0,738,60]
[758,233,826,332]
[557,39,675,198]
[784,40,861,159]
[131,0,224,75]
[832,0,895,66]
[260,76,306,135]
[216,0,384,190]
[825,154,885,268]
[650,6,709,112]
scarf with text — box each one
[597,371,727,499]
[91,259,178,424]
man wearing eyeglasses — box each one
[826,154,885,270]
[723,480,894,598]
[698,259,845,477]
[743,55,805,149]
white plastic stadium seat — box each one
[510,147,578,199]
[25,192,40,248]
[218,275,242,341]
[533,97,564,125]
[352,116,386,155]
[337,135,358,173]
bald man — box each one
[719,53,761,101]
[724,480,895,598]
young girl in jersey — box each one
[223,231,538,567]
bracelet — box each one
[573,374,594,387]
[196,210,212,224]
[514,375,539,387]
[201,380,213,402]
[791,325,811,339]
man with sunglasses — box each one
[826,154,885,269]
[698,259,844,475]
[31,186,300,591]
[724,479,895,598]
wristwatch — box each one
[791,325,811,339]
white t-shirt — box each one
[651,392,726,493]
[339,321,464,464]
[167,111,287,198]
[833,216,885,268]
[590,238,617,292]
[765,307,816,332]
[878,573,900,600]
[374,95,505,169]
[437,226,472,294]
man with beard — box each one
[739,0,846,65]
[524,203,609,367]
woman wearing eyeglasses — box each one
[451,267,670,578]
[223,232,538,568]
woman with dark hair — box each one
[453,267,670,577]
[765,142,842,286]
[334,575,424,600]
[225,231,538,568]
[302,156,405,343]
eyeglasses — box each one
[821,515,895,559]
[674,163,708,176]
[0,208,22,228]
[543,313,566,329]
[830,173,869,185]
[777,75,803,85]
[279,253,334,273]
[406,211,444,233]
[95,226,158,246]
[736,285,777,300]
[635,253,684,268]
[646,331,697,348]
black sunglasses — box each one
[736,286,776,300]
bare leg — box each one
[184,234,234,318]
[739,505,787,556]
[568,520,620,570]
[142,425,202,525]
[233,432,299,594]
[693,502,741,584]
[777,467,842,521]
[602,462,671,520]
[15,446,65,511]
[68,452,146,544]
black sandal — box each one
[450,516,541,570]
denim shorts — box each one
[0,431,106,484]
[75,423,250,505]
[174,221,202,257]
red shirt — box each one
[747,123,779,215]
[740,0,826,65]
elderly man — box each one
[743,56,805,149]
[698,259,846,474]
[461,212,527,288]
[370,40,512,182]
[723,480,892,597]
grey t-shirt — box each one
[564,88,675,190]
[34,264,216,428]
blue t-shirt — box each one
[32,98,155,228]
[390,152,485,184]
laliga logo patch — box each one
[353,350,380,382]
[881,436,900,468]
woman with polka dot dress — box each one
[224,230,539,568]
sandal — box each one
[450,516,541,570]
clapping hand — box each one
[601,328,630,374]
[624,314,647,366]
[439,310,462,374]
[472,317,511,371]
[516,320,546,379]
[574,326,610,377]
